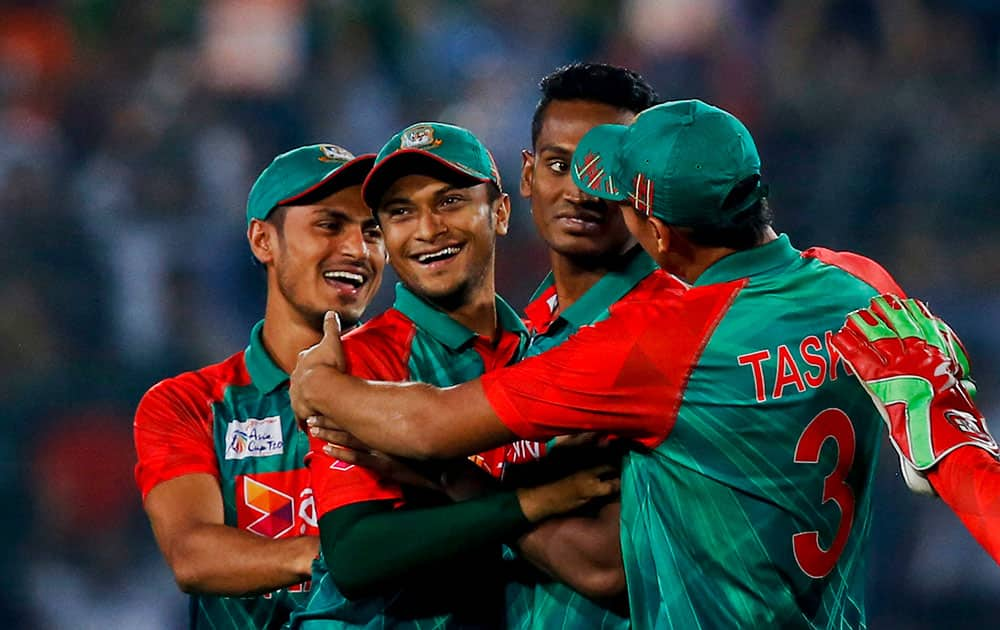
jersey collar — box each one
[693,233,800,287]
[525,245,658,333]
[393,282,528,351]
[244,319,289,394]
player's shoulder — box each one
[341,309,415,377]
[616,269,689,305]
[614,269,740,322]
[343,309,414,349]
[800,246,904,296]
[138,351,248,415]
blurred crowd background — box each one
[2,0,999,628]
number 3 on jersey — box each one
[792,408,857,579]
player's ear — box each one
[649,217,672,255]
[248,218,276,264]
[520,149,535,201]
[493,193,511,237]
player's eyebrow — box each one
[536,144,572,157]
[315,207,362,223]
[379,182,472,209]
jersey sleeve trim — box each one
[801,248,905,296]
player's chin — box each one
[411,274,474,304]
[318,295,368,329]
[551,232,624,258]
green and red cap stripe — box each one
[572,99,767,228]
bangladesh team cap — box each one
[246,144,376,225]
[571,99,767,228]
[362,122,502,209]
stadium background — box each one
[2,0,998,627]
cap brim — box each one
[571,124,629,201]
[279,153,377,206]
[362,149,490,209]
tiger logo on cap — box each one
[401,125,442,150]
[318,144,354,163]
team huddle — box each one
[133,63,1000,629]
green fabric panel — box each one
[620,239,882,629]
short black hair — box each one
[266,204,289,233]
[485,181,502,204]
[531,63,660,147]
[680,176,773,251]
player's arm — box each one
[926,446,1000,562]
[831,295,1000,563]
[323,434,627,600]
[514,501,626,601]
[312,445,619,598]
[293,308,668,460]
[135,383,317,595]
[302,373,511,459]
[143,474,318,594]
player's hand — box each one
[516,465,620,523]
[321,430,443,492]
[830,294,999,495]
[304,414,347,441]
[290,310,347,425]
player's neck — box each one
[260,298,323,375]
[547,248,625,315]
[428,277,499,343]
[674,226,779,284]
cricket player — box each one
[288,123,619,629]
[505,62,659,629]
[291,100,909,628]
[134,144,385,629]
[831,295,1000,563]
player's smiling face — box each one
[265,184,386,330]
[376,174,509,305]
[522,99,637,260]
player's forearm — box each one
[516,500,626,600]
[303,366,510,459]
[926,446,1000,563]
[321,493,532,598]
[163,524,317,595]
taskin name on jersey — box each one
[225,416,285,460]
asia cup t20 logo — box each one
[224,416,284,460]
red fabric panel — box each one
[482,274,740,449]
[134,352,249,499]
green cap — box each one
[246,144,376,225]
[571,99,766,228]
[361,122,501,209]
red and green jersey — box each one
[291,283,543,629]
[134,321,316,630]
[506,246,657,630]
[482,235,904,629]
